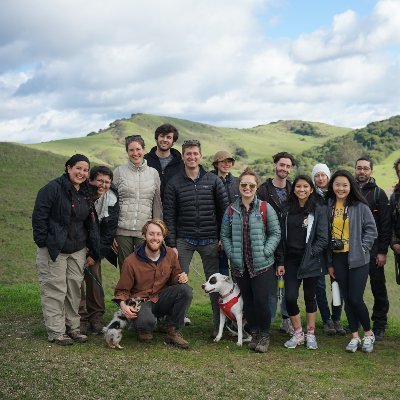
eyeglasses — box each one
[183,139,201,146]
[356,166,371,171]
[96,178,111,186]
[240,182,257,189]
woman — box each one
[326,170,377,353]
[113,135,162,269]
[32,154,100,346]
[276,175,329,350]
[221,169,281,353]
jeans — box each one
[316,274,343,323]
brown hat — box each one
[213,150,235,164]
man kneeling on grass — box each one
[113,219,192,348]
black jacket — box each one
[163,166,228,247]
[144,147,184,201]
[359,178,391,255]
[32,174,100,262]
[211,171,239,204]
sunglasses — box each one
[240,182,257,189]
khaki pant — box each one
[36,247,86,340]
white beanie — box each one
[311,163,331,184]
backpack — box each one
[227,201,267,228]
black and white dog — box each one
[103,298,142,349]
[202,273,251,346]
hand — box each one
[112,239,118,254]
[218,240,224,251]
[328,266,336,279]
[276,265,285,276]
[85,256,95,267]
[178,272,188,284]
[393,244,400,254]
[376,253,387,268]
[120,301,138,319]
[172,247,179,257]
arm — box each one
[376,189,391,255]
[361,204,378,252]
[113,258,135,302]
[264,205,281,257]
[152,172,163,220]
[310,206,329,256]
[215,177,229,234]
[163,182,177,247]
[168,250,186,285]
[220,208,233,258]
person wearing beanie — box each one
[32,154,100,346]
[311,163,346,336]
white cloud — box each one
[0,0,399,142]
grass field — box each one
[1,141,400,399]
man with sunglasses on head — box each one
[257,151,295,334]
[355,156,391,341]
[144,124,184,201]
[163,140,228,333]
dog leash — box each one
[84,265,104,291]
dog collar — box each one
[219,283,236,299]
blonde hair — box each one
[141,219,169,238]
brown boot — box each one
[165,326,189,349]
[138,330,153,343]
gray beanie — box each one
[311,163,331,184]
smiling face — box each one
[67,161,90,189]
[144,223,164,253]
[127,140,145,166]
[156,133,174,152]
[239,174,257,201]
[274,157,292,180]
[355,160,372,183]
[294,179,313,204]
[89,173,112,197]
[333,176,351,201]
[182,145,202,169]
[314,172,329,189]
[216,159,234,176]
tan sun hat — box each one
[213,150,235,164]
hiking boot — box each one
[373,328,385,341]
[306,334,318,350]
[323,319,336,335]
[279,318,294,335]
[49,334,74,346]
[284,332,305,349]
[248,333,260,351]
[184,316,192,326]
[255,334,270,353]
[138,330,153,343]
[67,330,88,343]
[345,337,362,353]
[165,326,189,349]
[362,333,375,353]
[90,321,104,335]
[80,320,90,335]
[333,321,346,336]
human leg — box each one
[116,235,135,270]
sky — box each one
[0,0,399,143]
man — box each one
[80,166,119,334]
[113,219,192,348]
[257,151,295,333]
[390,158,400,286]
[311,163,345,336]
[355,156,391,340]
[163,140,228,332]
[212,150,239,276]
[144,123,183,200]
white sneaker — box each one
[345,337,362,353]
[279,318,294,335]
[362,333,375,353]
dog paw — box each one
[236,342,243,347]
[116,345,124,350]
[214,336,222,342]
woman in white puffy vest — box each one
[113,135,162,269]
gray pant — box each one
[116,235,144,270]
[35,246,86,340]
[176,238,220,328]
[132,284,193,331]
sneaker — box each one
[345,336,362,353]
[67,330,88,343]
[255,335,270,353]
[184,316,192,326]
[306,334,318,350]
[373,328,385,341]
[333,321,346,336]
[90,321,104,335]
[362,333,375,353]
[280,318,294,335]
[49,334,74,346]
[138,330,153,343]
[323,320,336,335]
[165,326,189,349]
[284,333,305,349]
[248,333,260,351]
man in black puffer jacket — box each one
[164,140,228,332]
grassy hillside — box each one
[28,113,352,173]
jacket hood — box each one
[135,241,167,263]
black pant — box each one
[369,255,389,330]
[284,253,318,317]
[235,267,275,335]
[333,252,370,333]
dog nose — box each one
[201,284,205,289]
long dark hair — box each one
[326,169,367,206]
[288,175,317,213]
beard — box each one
[146,240,163,253]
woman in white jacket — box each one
[114,135,162,269]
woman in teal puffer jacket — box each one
[221,169,281,353]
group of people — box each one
[32,123,398,354]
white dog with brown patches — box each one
[202,273,251,346]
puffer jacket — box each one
[113,159,162,237]
[163,166,228,247]
[220,197,281,275]
[211,170,240,204]
[32,174,100,262]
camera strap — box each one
[330,203,348,240]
